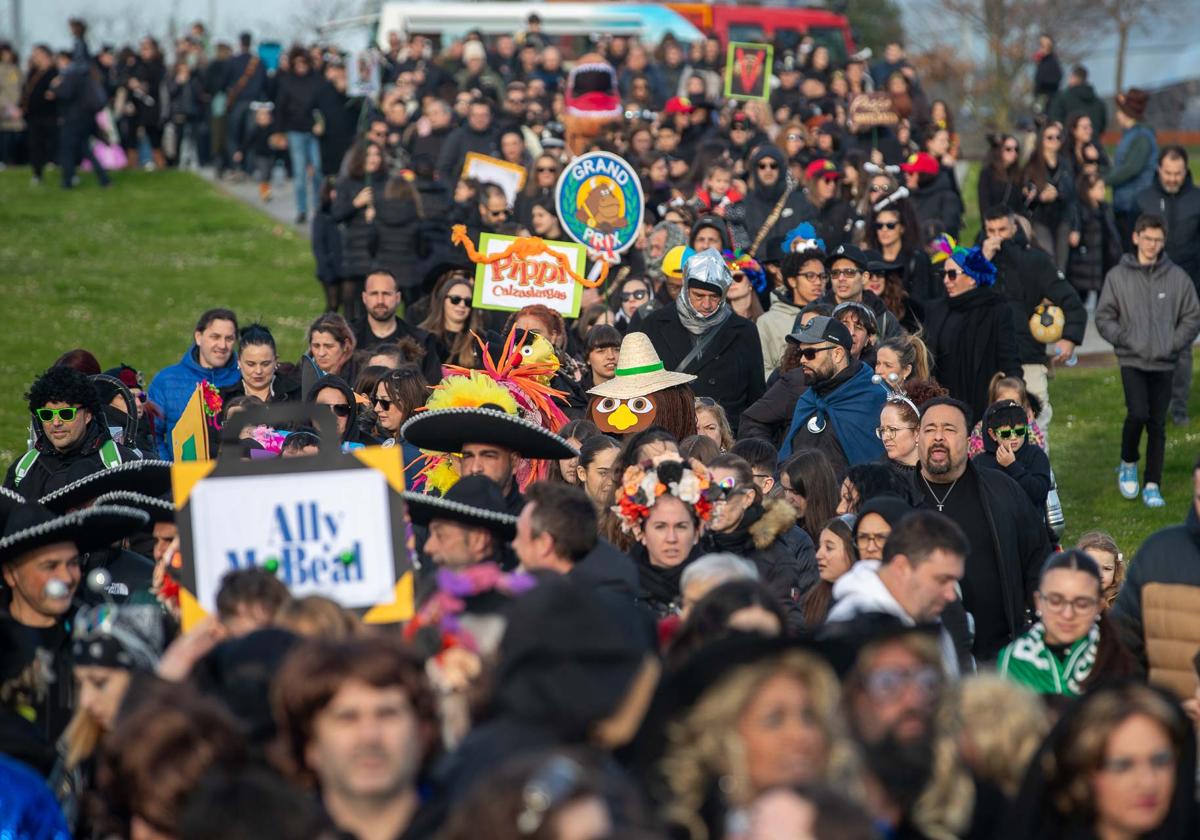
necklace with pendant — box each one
[922,474,959,512]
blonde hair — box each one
[955,674,1050,797]
[695,399,734,451]
[275,595,362,640]
[1076,530,1125,607]
[660,650,859,840]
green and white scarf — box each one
[997,621,1099,696]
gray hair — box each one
[680,553,758,592]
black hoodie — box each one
[743,146,812,250]
[305,377,378,446]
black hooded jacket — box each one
[972,402,1052,510]
[3,411,140,501]
[743,146,812,249]
[991,228,1088,363]
[911,167,964,240]
[1137,171,1200,286]
[305,377,379,446]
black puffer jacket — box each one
[911,167,963,239]
[737,368,808,446]
[332,174,379,277]
[990,229,1087,363]
[3,414,141,501]
[373,189,422,289]
[701,498,817,632]
[1137,172,1200,286]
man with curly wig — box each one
[4,365,140,499]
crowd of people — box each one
[3,14,1200,840]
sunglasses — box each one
[621,289,648,301]
[486,208,511,219]
[786,133,803,141]
[1044,133,1062,141]
[324,403,352,417]
[36,406,81,422]
[446,295,472,306]
[874,221,900,230]
[869,184,889,193]
[828,268,861,279]
[1003,145,1019,152]
[993,425,1027,440]
[757,161,780,170]
[373,396,393,411]
[535,166,558,173]
[798,346,836,361]
[943,268,962,281]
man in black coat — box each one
[638,248,765,434]
[436,98,499,184]
[743,146,811,252]
[915,397,1051,661]
[4,367,142,501]
[1136,147,1200,424]
[351,270,443,385]
[981,206,1087,437]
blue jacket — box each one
[147,347,241,459]
[1110,124,1157,212]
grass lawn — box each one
[1049,351,1200,554]
[0,168,318,466]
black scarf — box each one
[937,287,1007,420]
[706,502,765,555]
[633,544,694,612]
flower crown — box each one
[613,459,715,534]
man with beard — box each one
[271,636,440,839]
[777,316,887,475]
[351,270,442,384]
[844,624,1006,838]
[916,397,1051,660]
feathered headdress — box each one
[931,234,997,287]
[781,222,825,255]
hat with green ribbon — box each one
[587,332,696,401]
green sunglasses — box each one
[993,425,1027,440]
[36,407,82,423]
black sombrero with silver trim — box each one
[402,475,518,540]
[91,491,175,524]
[0,503,151,566]
[38,460,173,514]
[401,408,578,460]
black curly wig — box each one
[26,365,103,417]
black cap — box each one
[825,244,869,271]
[786,315,853,352]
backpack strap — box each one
[12,450,39,488]
[99,440,124,470]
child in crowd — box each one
[968,373,1046,457]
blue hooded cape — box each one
[779,363,887,464]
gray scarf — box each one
[675,248,733,336]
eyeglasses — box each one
[782,484,803,497]
[446,295,472,306]
[828,268,861,279]
[869,184,889,193]
[856,530,890,548]
[798,346,836,361]
[874,221,900,230]
[36,407,81,422]
[711,477,746,501]
[324,403,352,417]
[796,271,828,283]
[621,289,648,301]
[757,161,779,170]
[1038,592,1100,613]
[373,396,393,411]
[993,425,1027,440]
[875,425,916,439]
[864,666,941,700]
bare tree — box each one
[1093,0,1185,92]
[290,0,370,42]
[913,0,1103,129]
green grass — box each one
[1049,351,1200,554]
[0,168,317,465]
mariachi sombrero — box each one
[402,475,518,540]
[587,332,696,401]
[0,503,150,566]
[91,491,175,524]
[38,460,173,514]
[401,373,577,460]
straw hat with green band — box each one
[587,332,696,400]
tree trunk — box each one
[1115,23,1129,94]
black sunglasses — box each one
[325,403,352,417]
[798,346,837,361]
[535,166,558,173]
[757,161,779,170]
[875,221,899,230]
[943,268,961,280]
[446,294,472,306]
[621,289,648,301]
[373,396,393,411]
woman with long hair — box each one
[778,448,839,544]
[1066,111,1110,175]
[419,273,486,369]
[374,170,425,299]
[303,312,357,381]
[874,333,933,387]
[801,515,858,628]
[863,197,937,304]
[1021,120,1077,272]
[977,133,1023,218]
[528,195,565,240]
[515,155,561,231]
[333,140,388,322]
[373,366,430,484]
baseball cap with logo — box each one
[786,315,853,353]
[899,152,939,175]
[805,158,841,181]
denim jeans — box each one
[287,131,322,216]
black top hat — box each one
[0,503,150,566]
[401,408,577,460]
[38,460,173,514]
[90,491,175,524]
[402,475,518,540]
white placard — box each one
[189,468,396,612]
[472,232,585,317]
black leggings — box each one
[1120,366,1173,485]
